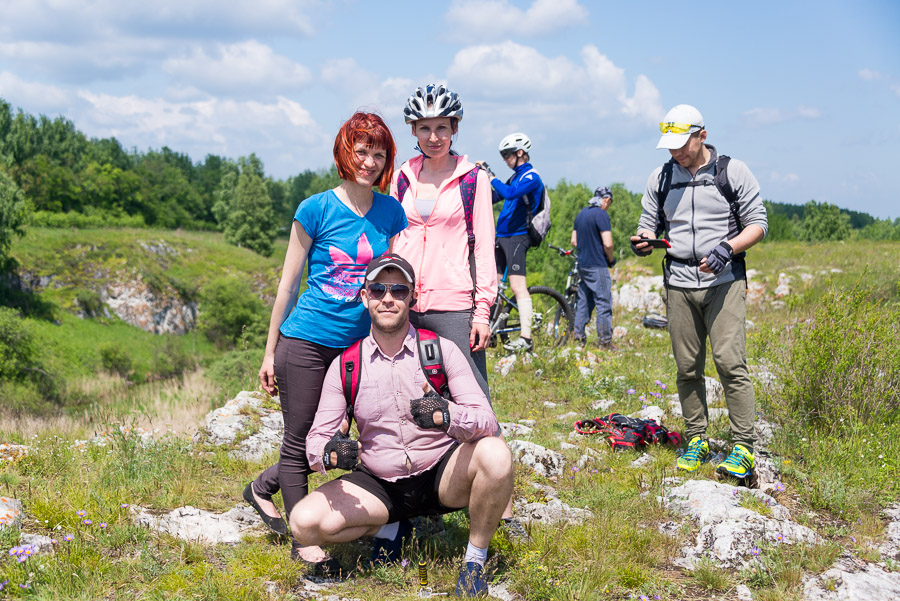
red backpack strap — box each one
[340,340,363,427]
[397,170,410,205]
[416,329,451,401]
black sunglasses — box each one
[366,282,412,302]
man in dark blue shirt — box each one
[572,186,616,349]
[485,132,543,352]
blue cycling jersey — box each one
[492,162,543,238]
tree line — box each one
[1,98,898,272]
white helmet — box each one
[498,132,532,154]
[404,84,464,124]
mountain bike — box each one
[548,244,580,337]
[488,276,573,348]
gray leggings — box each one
[409,309,490,402]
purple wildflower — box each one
[120,503,129,509]
[626,389,635,394]
[850,536,857,543]
[751,547,760,556]
[19,583,29,589]
[572,466,579,472]
[63,534,74,542]
[775,533,783,542]
[775,482,785,492]
[654,380,663,387]
[82,519,92,525]
[76,509,86,517]
[99,522,108,529]
[732,489,739,497]
[401,558,408,568]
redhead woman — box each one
[244,112,407,574]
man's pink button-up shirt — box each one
[306,325,498,482]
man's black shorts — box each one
[495,234,531,277]
[338,444,461,523]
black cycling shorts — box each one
[495,234,531,277]
[338,443,460,523]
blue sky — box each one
[1,0,898,219]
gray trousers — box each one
[664,279,755,451]
[574,266,613,345]
[410,309,490,402]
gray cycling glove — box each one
[704,241,734,274]
[410,392,450,430]
[323,431,359,470]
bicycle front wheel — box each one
[498,285,574,348]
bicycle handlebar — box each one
[548,244,575,257]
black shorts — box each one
[495,234,531,277]
[338,444,460,523]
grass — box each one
[1,239,899,599]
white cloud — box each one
[769,171,800,183]
[447,42,662,122]
[163,41,311,97]
[859,68,882,80]
[0,71,73,112]
[742,105,823,128]
[444,0,588,42]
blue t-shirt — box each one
[280,190,408,347]
[573,205,611,268]
[492,162,543,237]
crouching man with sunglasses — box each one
[290,253,513,597]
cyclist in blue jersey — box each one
[482,132,542,352]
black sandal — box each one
[242,482,289,535]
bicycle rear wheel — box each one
[554,293,577,343]
[498,285,574,348]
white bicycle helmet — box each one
[498,132,532,154]
[404,84,464,124]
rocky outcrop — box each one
[803,553,900,600]
[104,276,197,335]
[514,483,593,526]
[665,479,819,569]
[196,391,283,462]
[613,275,664,312]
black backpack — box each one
[655,155,747,279]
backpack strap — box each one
[340,339,364,428]
[655,159,675,238]
[714,155,743,234]
[458,168,479,292]
[416,328,451,401]
[397,170,410,206]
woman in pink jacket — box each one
[391,84,497,397]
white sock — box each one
[464,542,488,566]
[375,521,399,540]
[518,295,533,339]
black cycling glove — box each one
[630,235,652,257]
[704,241,734,274]
[608,257,617,268]
[323,431,359,470]
[410,392,451,430]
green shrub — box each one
[75,287,104,317]
[779,278,900,426]
[152,337,194,380]
[206,348,261,398]
[198,277,267,349]
[0,307,36,380]
[0,307,57,407]
[30,210,147,229]
[99,342,133,377]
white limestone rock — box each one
[705,377,724,404]
[803,553,900,600]
[494,354,517,376]
[630,454,656,468]
[556,411,579,422]
[0,496,23,530]
[200,391,270,446]
[499,422,534,438]
[665,480,818,568]
[508,440,565,478]
[132,504,264,544]
[880,503,900,561]
[514,497,593,526]
[229,408,284,462]
[591,399,615,412]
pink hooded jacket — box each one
[391,154,497,324]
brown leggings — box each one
[252,334,341,517]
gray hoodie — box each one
[637,144,768,289]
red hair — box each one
[333,112,396,191]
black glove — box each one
[410,392,450,430]
[704,241,734,274]
[608,257,617,268]
[323,431,359,470]
[630,235,652,257]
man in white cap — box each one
[630,105,768,482]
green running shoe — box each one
[676,436,710,472]
[716,444,755,479]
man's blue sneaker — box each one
[369,519,412,566]
[455,562,488,597]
